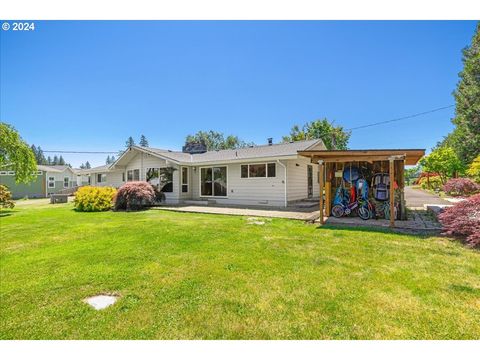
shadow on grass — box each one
[0,209,17,217]
[316,224,441,239]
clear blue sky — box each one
[1,21,477,167]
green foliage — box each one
[0,185,15,209]
[404,165,421,185]
[466,155,480,182]
[0,122,37,184]
[282,118,351,149]
[419,147,464,184]
[73,186,117,212]
[185,130,254,151]
[439,23,480,165]
[419,175,443,191]
[125,136,135,148]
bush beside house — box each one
[114,181,155,211]
[74,186,117,212]
[0,185,15,209]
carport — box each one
[297,149,425,227]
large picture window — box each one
[200,166,227,197]
[240,163,276,178]
[146,167,173,193]
[97,173,107,183]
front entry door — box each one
[307,165,313,198]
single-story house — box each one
[79,139,326,207]
[0,165,77,199]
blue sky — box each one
[1,21,476,167]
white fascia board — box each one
[179,155,299,166]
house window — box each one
[200,166,227,197]
[7,171,15,175]
[97,173,107,183]
[37,171,43,175]
[127,169,140,181]
[63,177,69,188]
[181,167,188,193]
[48,176,55,188]
[122,172,125,182]
[240,163,276,178]
[146,167,173,192]
[0,171,7,175]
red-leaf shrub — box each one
[442,178,480,196]
[438,194,480,247]
[114,181,155,211]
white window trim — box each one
[199,166,228,198]
[241,162,276,179]
[0,171,7,175]
[7,171,15,175]
[181,166,189,193]
[63,177,70,188]
[97,173,107,183]
[48,176,55,188]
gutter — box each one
[276,160,287,208]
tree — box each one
[282,118,351,150]
[106,155,111,165]
[58,155,66,166]
[85,161,91,169]
[419,147,465,184]
[47,156,52,165]
[53,155,59,165]
[0,185,15,209]
[185,130,254,151]
[125,136,135,148]
[30,144,47,165]
[139,135,149,147]
[0,122,37,183]
[105,155,116,165]
[439,23,480,165]
[404,165,421,185]
[80,163,86,169]
[466,155,480,183]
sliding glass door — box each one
[200,166,227,197]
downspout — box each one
[277,160,287,208]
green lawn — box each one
[1,201,479,339]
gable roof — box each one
[37,165,75,173]
[75,164,110,174]
[133,139,325,165]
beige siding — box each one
[90,170,124,188]
[286,157,319,202]
[190,161,287,207]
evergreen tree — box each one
[37,146,46,164]
[53,155,59,165]
[58,155,66,165]
[80,163,86,169]
[110,156,115,163]
[85,161,91,169]
[106,155,111,165]
[440,23,480,165]
[47,156,52,165]
[139,135,149,147]
[125,136,135,148]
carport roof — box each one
[297,149,425,165]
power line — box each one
[40,105,455,154]
[346,104,454,131]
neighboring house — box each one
[0,165,77,199]
[82,139,326,207]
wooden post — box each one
[318,160,325,225]
[399,159,406,220]
[325,163,332,217]
[389,158,395,227]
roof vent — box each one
[182,141,207,154]
[267,138,273,146]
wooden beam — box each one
[325,163,332,217]
[318,160,325,225]
[389,158,395,228]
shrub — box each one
[438,194,480,247]
[0,185,15,209]
[466,155,480,183]
[74,186,117,212]
[442,178,480,196]
[419,175,443,191]
[114,181,155,211]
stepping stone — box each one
[84,295,118,310]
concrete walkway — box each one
[153,204,320,221]
[404,186,451,208]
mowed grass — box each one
[1,201,479,339]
